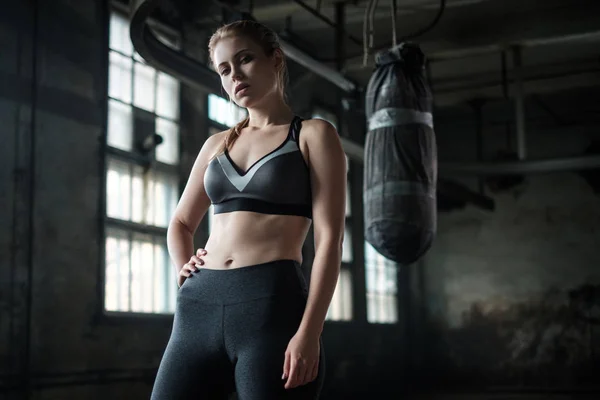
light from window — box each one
[365,241,398,323]
[107,11,180,156]
[105,228,176,313]
[155,117,179,165]
[105,10,182,315]
[345,156,351,217]
[326,268,353,321]
[107,158,178,228]
[341,225,352,263]
[109,52,133,103]
[109,12,133,55]
[208,94,247,127]
[107,99,133,151]
[133,61,157,112]
[156,72,180,120]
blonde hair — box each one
[208,20,289,156]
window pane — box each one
[156,72,180,120]
[106,158,131,221]
[133,61,156,112]
[107,99,133,151]
[130,233,155,313]
[109,51,132,103]
[129,167,178,227]
[326,269,353,321]
[342,225,352,263]
[105,229,176,314]
[150,171,178,228]
[365,241,398,324]
[105,228,130,312]
[109,12,133,55]
[208,94,247,127]
[130,164,144,224]
[155,117,179,165]
[153,242,176,313]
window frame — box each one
[98,6,183,321]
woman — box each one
[150,20,347,400]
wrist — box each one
[297,323,322,338]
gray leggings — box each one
[150,259,325,399]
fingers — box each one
[196,248,207,257]
[299,359,314,386]
[190,255,204,266]
[179,262,196,278]
[284,356,319,389]
[282,352,290,382]
[284,357,299,389]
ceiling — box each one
[241,0,600,105]
[137,0,600,107]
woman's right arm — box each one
[167,133,222,277]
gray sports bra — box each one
[203,116,312,219]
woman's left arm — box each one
[282,119,347,389]
[298,119,347,337]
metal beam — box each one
[512,45,527,160]
[279,39,357,93]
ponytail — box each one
[211,116,250,160]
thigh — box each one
[150,300,233,400]
[228,295,325,400]
[234,339,325,400]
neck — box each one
[246,95,294,129]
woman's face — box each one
[212,35,280,108]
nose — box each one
[231,65,244,82]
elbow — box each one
[168,217,194,238]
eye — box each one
[220,68,230,76]
[241,55,253,63]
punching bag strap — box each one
[368,107,434,131]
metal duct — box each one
[130,1,357,92]
[279,40,357,92]
[130,0,600,178]
[129,1,222,94]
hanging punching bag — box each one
[364,43,437,265]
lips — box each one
[235,83,250,95]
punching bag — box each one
[363,43,437,265]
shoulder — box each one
[192,128,229,169]
[201,129,228,158]
[300,118,339,148]
[299,118,345,168]
[301,118,337,136]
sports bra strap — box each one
[290,116,303,142]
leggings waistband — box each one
[178,259,308,305]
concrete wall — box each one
[406,88,600,395]
[0,1,173,399]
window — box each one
[104,11,181,314]
[365,241,398,323]
[206,94,247,231]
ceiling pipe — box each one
[129,1,222,94]
[279,40,357,93]
[130,1,600,177]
